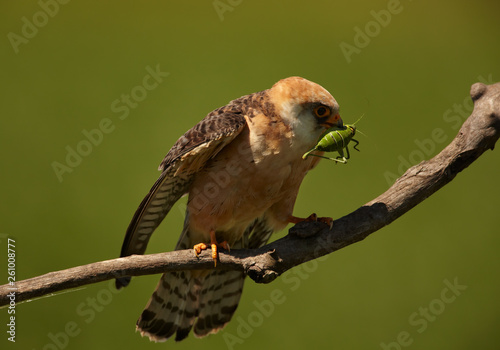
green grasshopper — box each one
[302,124,360,164]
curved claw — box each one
[317,216,334,229]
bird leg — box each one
[193,230,230,267]
[288,213,333,229]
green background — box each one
[1,1,499,349]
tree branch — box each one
[2,82,499,308]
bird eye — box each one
[313,105,331,118]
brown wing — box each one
[116,100,249,289]
[158,101,249,171]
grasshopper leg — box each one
[306,153,347,163]
[352,138,360,152]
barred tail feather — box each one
[193,270,245,337]
[136,270,245,342]
[136,217,273,341]
[136,270,201,342]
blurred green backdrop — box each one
[1,1,499,349]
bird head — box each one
[268,77,343,148]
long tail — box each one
[136,217,273,341]
[136,269,245,341]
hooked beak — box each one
[320,113,343,129]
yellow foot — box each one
[289,213,334,229]
[193,243,208,256]
[193,232,231,267]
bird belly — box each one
[186,136,296,244]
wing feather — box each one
[158,102,249,171]
[116,103,248,289]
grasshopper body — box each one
[302,124,359,163]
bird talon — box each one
[193,243,208,256]
[193,234,229,267]
[219,241,230,252]
[317,216,334,229]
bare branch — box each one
[1,82,499,308]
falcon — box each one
[116,76,343,341]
